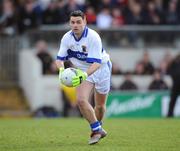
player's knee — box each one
[77,98,86,107]
[96,104,106,110]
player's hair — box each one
[70,10,85,19]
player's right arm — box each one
[56,34,69,78]
[55,60,64,69]
[56,60,64,79]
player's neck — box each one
[74,33,82,39]
[74,26,86,39]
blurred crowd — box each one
[111,50,172,91]
[112,51,173,76]
[0,0,180,35]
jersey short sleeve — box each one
[86,32,102,64]
[57,34,69,61]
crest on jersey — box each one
[82,45,87,52]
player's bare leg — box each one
[76,81,106,145]
[76,80,97,124]
[94,90,108,122]
[88,90,108,145]
[93,90,108,138]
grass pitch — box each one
[0,118,179,151]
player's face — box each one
[70,16,86,37]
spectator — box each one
[85,6,96,25]
[97,0,115,11]
[154,0,164,12]
[96,7,112,29]
[42,0,59,24]
[124,1,142,24]
[142,1,162,25]
[0,0,17,35]
[148,69,169,90]
[36,40,57,74]
[159,51,173,75]
[111,61,122,75]
[118,72,138,90]
[163,51,173,67]
[134,61,144,75]
[57,0,69,24]
[159,60,169,75]
[17,0,39,33]
[141,51,155,75]
[111,7,125,27]
[167,53,180,117]
[166,1,179,24]
[123,1,142,44]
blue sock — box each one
[99,121,102,126]
[90,121,102,132]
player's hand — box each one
[58,67,64,81]
[72,69,88,87]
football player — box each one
[56,10,112,145]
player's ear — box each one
[84,16,87,24]
[69,16,73,25]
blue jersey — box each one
[57,26,110,71]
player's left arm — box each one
[86,32,102,76]
[72,63,101,87]
[86,62,101,76]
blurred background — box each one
[0,0,180,118]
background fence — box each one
[0,36,22,87]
